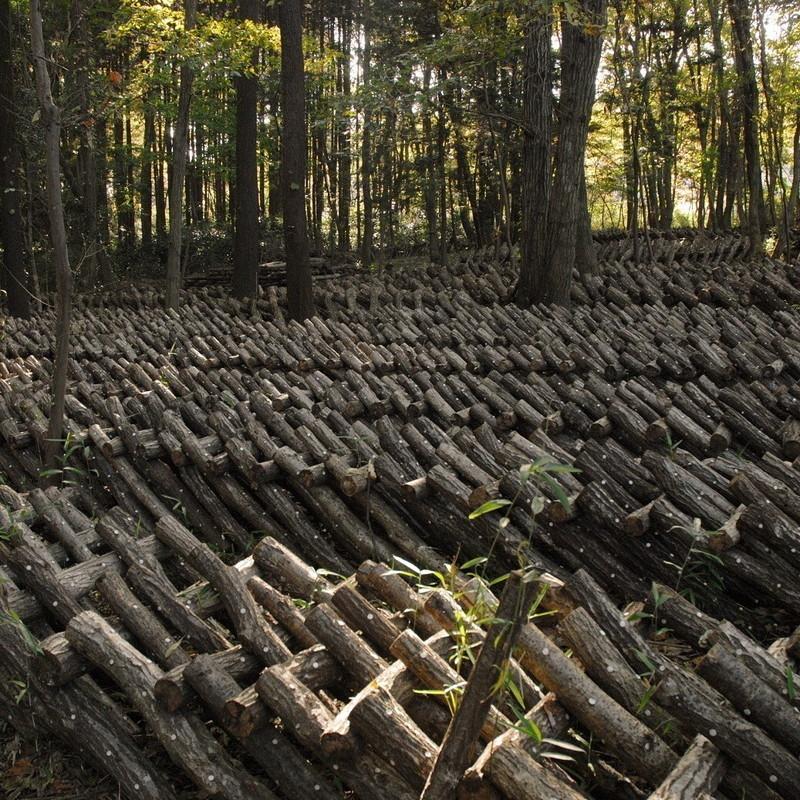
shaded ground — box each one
[1,724,116,800]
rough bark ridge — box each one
[165,0,197,309]
[0,0,30,318]
[280,0,315,321]
[515,2,607,308]
[30,0,72,478]
[232,0,261,300]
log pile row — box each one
[2,228,761,316]
[183,256,353,290]
[1,479,797,799]
[590,227,751,265]
[0,252,798,621]
[1,235,799,795]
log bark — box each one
[184,654,339,800]
[656,665,800,797]
[66,611,278,800]
[647,735,726,800]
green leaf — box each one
[390,555,423,576]
[507,677,525,708]
[540,463,580,475]
[539,473,572,511]
[468,499,511,519]
[637,683,658,714]
[634,649,658,677]
[512,715,543,744]
[164,636,185,658]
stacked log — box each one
[1,232,799,796]
[2,493,797,799]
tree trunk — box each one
[78,87,102,286]
[543,1,606,302]
[422,68,438,262]
[775,109,800,259]
[112,112,127,247]
[360,3,373,266]
[727,0,764,255]
[437,76,448,266]
[231,0,260,299]
[154,115,167,246]
[124,104,136,244]
[445,79,480,247]
[513,10,552,306]
[515,1,606,307]
[337,3,352,252]
[31,0,72,480]
[575,167,598,275]
[141,103,154,250]
[0,0,30,318]
[165,0,197,308]
[280,0,314,320]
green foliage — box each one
[9,0,800,289]
[470,457,579,529]
[393,548,574,761]
[665,518,725,607]
[38,433,96,488]
[0,611,43,657]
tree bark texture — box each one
[280,0,315,320]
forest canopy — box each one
[1,0,799,312]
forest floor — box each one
[0,721,205,799]
[1,723,114,800]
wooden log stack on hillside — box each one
[1,235,800,797]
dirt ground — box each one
[1,722,119,799]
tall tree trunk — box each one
[78,91,101,286]
[337,3,352,252]
[280,0,314,320]
[258,97,266,218]
[22,148,42,306]
[775,109,800,259]
[437,76,448,266]
[267,86,282,219]
[540,1,605,304]
[360,4,373,265]
[124,104,136,244]
[422,68,438,262]
[95,117,113,284]
[727,0,764,255]
[377,113,394,261]
[0,0,30,317]
[231,0,260,299]
[165,0,197,308]
[515,1,606,307]
[575,167,598,275]
[31,0,72,480]
[445,79,480,246]
[154,115,167,246]
[141,103,154,250]
[512,11,552,305]
[312,104,325,253]
[112,111,127,246]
